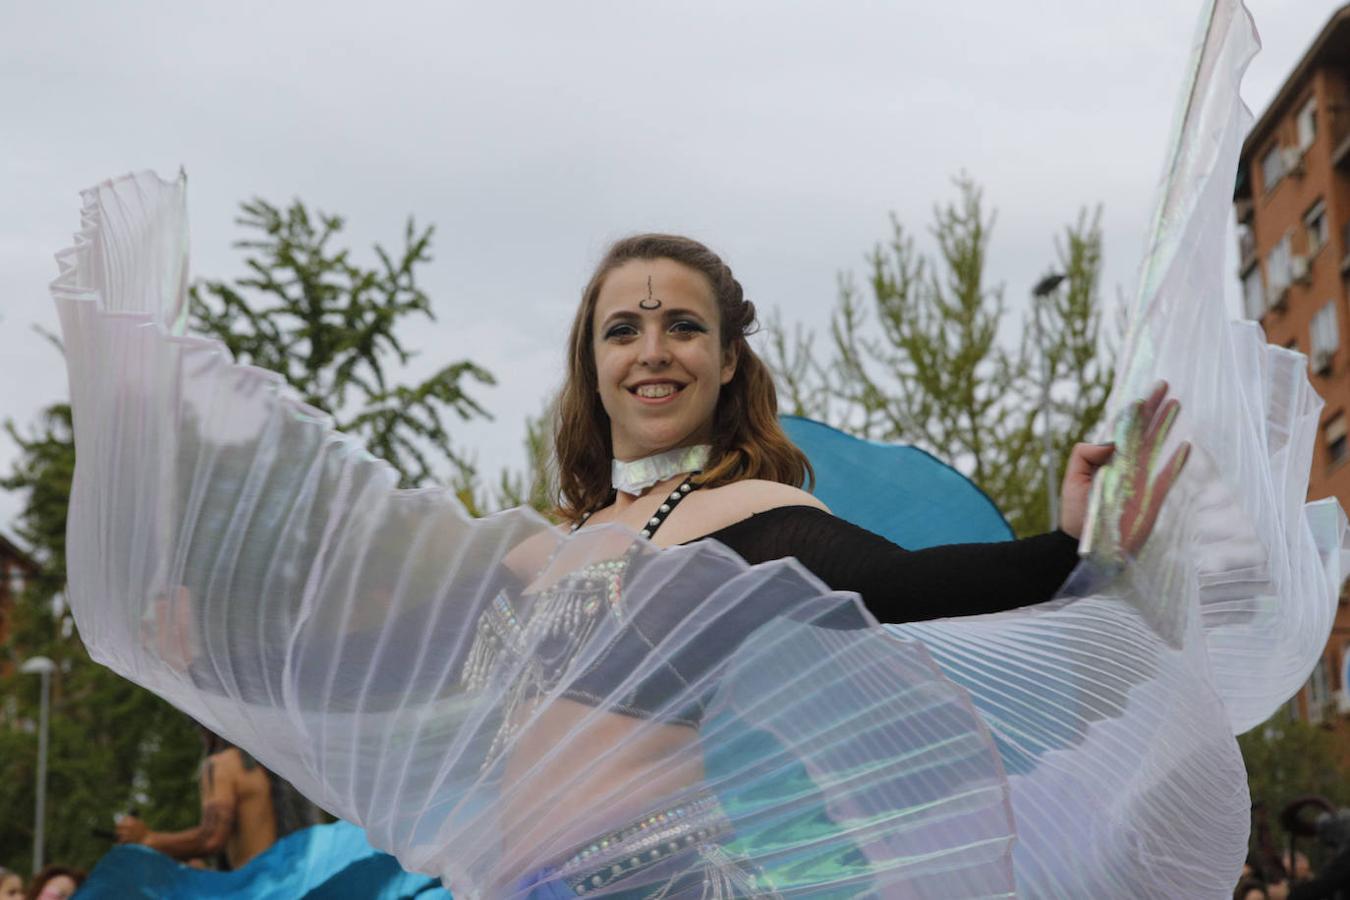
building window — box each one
[1308,657,1331,723]
[1312,301,1339,372]
[1238,221,1256,263]
[1306,199,1328,256]
[1261,142,1286,191]
[1297,96,1318,151]
[1267,233,1293,303]
[1243,267,1265,320]
[1326,413,1348,467]
[7,566,24,597]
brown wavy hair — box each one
[555,234,812,523]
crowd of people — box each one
[0,866,84,900]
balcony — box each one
[1335,104,1350,171]
[1239,228,1257,270]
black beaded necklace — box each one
[570,475,700,540]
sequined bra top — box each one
[459,496,1082,730]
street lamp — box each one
[20,656,55,874]
[1032,273,1066,531]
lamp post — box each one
[20,656,55,874]
[1032,273,1066,531]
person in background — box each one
[0,868,22,900]
[1286,851,1315,884]
[23,866,82,900]
[114,725,278,870]
[1235,877,1272,900]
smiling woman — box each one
[593,259,734,460]
[555,236,814,529]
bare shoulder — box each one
[698,479,829,517]
[651,479,828,546]
[502,527,563,580]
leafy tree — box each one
[765,176,1112,536]
[0,403,200,875]
[1,195,501,873]
[455,407,556,517]
[191,198,494,488]
[1238,711,1350,872]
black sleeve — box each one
[697,505,1081,624]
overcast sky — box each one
[1,0,1344,539]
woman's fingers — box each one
[1066,442,1115,481]
[1141,380,1168,422]
[1122,441,1192,555]
[1143,397,1181,456]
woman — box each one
[554,234,1182,581]
[0,868,22,900]
[23,867,83,900]
[485,233,1186,896]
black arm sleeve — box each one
[694,505,1081,624]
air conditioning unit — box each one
[1336,689,1350,716]
[1291,255,1311,283]
[1314,349,1334,375]
[1283,146,1307,177]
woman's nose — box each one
[638,331,671,367]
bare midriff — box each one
[496,698,704,884]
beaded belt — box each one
[554,792,736,895]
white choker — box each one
[612,445,711,496]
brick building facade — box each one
[0,532,38,651]
[1233,4,1350,735]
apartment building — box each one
[1233,4,1350,731]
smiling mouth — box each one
[628,383,685,399]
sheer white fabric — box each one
[53,1,1344,897]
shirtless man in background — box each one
[115,726,278,869]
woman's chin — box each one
[616,428,706,460]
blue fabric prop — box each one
[780,415,1012,547]
[80,821,450,899]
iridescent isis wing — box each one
[1080,0,1346,732]
[57,174,1024,897]
[890,1,1346,895]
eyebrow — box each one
[600,307,709,326]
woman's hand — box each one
[1059,381,1190,556]
[114,814,149,844]
[1058,443,1116,540]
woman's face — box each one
[592,258,736,461]
[35,876,76,900]
[0,875,22,900]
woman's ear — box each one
[720,342,739,385]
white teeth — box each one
[635,383,677,398]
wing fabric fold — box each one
[891,2,1346,896]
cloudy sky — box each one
[0,0,1343,537]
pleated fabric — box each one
[891,2,1347,895]
[51,1,1345,897]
